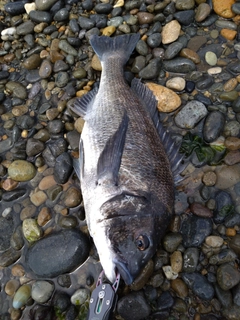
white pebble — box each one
[1,27,16,40]
[162,265,178,280]
[2,207,12,217]
[166,77,186,91]
[71,288,90,305]
[207,67,222,75]
[205,51,217,66]
[24,3,36,14]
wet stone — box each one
[182,247,199,273]
[26,229,89,278]
[26,138,45,157]
[157,291,174,311]
[181,215,212,247]
[163,58,196,73]
[135,40,148,56]
[22,218,42,243]
[213,191,234,224]
[171,278,188,298]
[147,33,161,48]
[174,100,207,129]
[217,263,240,290]
[39,60,52,79]
[10,226,24,251]
[5,279,20,296]
[229,234,240,256]
[54,152,73,184]
[0,248,21,267]
[55,72,69,88]
[70,288,90,305]
[95,3,113,14]
[0,216,14,251]
[12,284,31,310]
[138,58,161,80]
[16,21,34,36]
[224,213,240,228]
[52,291,71,312]
[164,42,183,60]
[5,81,27,100]
[53,8,69,21]
[58,40,78,56]
[203,111,225,143]
[182,272,214,301]
[4,1,27,15]
[209,249,237,265]
[29,10,53,24]
[117,292,151,320]
[31,281,54,303]
[35,0,58,11]
[162,233,182,253]
[195,3,211,22]
[190,202,213,218]
[215,283,232,308]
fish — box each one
[70,34,184,285]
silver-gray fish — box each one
[71,34,183,285]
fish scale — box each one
[70,34,183,285]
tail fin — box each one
[89,34,140,64]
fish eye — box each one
[135,235,149,251]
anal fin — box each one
[97,110,129,187]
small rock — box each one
[217,263,240,290]
[64,187,82,208]
[146,82,181,112]
[190,202,213,217]
[5,279,20,296]
[23,54,42,70]
[205,51,217,66]
[171,278,188,298]
[31,281,54,303]
[137,12,154,24]
[30,190,48,206]
[174,100,208,129]
[39,175,57,191]
[215,164,240,189]
[117,292,151,320]
[229,234,240,256]
[12,285,31,309]
[8,160,36,182]
[70,288,90,305]
[166,77,186,91]
[91,54,102,71]
[54,152,73,184]
[163,232,182,253]
[195,3,211,22]
[39,59,52,78]
[162,265,178,280]
[205,236,224,247]
[37,207,52,226]
[162,20,181,44]
[170,251,182,273]
[212,0,236,18]
[182,247,199,272]
[22,218,42,242]
[202,171,217,187]
[182,272,214,300]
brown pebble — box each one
[37,207,52,226]
[195,3,211,22]
[4,53,15,63]
[39,59,52,78]
[5,279,20,296]
[20,205,36,220]
[171,278,188,298]
[224,150,240,165]
[180,48,201,64]
[171,251,183,273]
[226,228,237,237]
[46,108,59,121]
[30,190,47,206]
[10,308,22,320]
[223,78,238,92]
[11,264,25,277]
[224,137,240,151]
[91,54,102,71]
[212,0,236,18]
[130,260,154,291]
[39,175,57,190]
[137,12,154,24]
[190,202,213,218]
[202,171,217,186]
[2,178,18,191]
[22,54,42,70]
[64,187,82,208]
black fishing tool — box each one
[87,271,120,320]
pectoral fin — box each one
[70,87,98,119]
[97,110,128,187]
[73,139,84,181]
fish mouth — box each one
[114,259,134,285]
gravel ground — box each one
[0,0,240,319]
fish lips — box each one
[113,258,134,285]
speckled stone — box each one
[8,160,36,182]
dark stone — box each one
[0,71,10,80]
[57,274,72,288]
[138,58,161,79]
[43,25,58,34]
[2,189,26,202]
[69,19,80,33]
[54,152,73,184]
[82,0,93,11]
[0,216,14,251]
[78,16,95,30]
[182,272,214,300]
[185,81,195,93]
[30,305,54,320]
[195,75,214,90]
[16,115,35,129]
[194,93,212,106]
[180,215,213,247]
[94,3,113,14]
[26,70,42,83]
[232,96,240,113]
[53,8,69,21]
[174,10,195,25]
[52,291,71,312]
[203,111,225,143]
[47,119,64,134]
[48,138,68,158]
[4,1,28,15]
[29,10,53,24]
[157,291,174,311]
[164,42,183,60]
[213,191,234,224]
[26,229,90,277]
[214,283,232,308]
[26,138,45,157]
[0,248,21,267]
[163,58,196,73]
[147,33,162,48]
[224,213,240,228]
[198,14,218,27]
[117,292,151,320]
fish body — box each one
[71,34,182,284]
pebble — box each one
[8,160,36,182]
[182,247,199,272]
[162,265,178,280]
[138,58,161,79]
[202,171,217,187]
[117,292,151,320]
[31,281,54,303]
[217,263,240,290]
[181,215,212,247]
[54,152,73,184]
[175,0,195,10]
[190,202,213,217]
[70,288,90,305]
[205,236,224,247]
[163,57,196,73]
[0,248,21,267]
[215,164,240,189]
[212,0,236,18]
[170,251,182,273]
[39,59,53,78]
[130,260,154,291]
[5,279,20,296]
[137,12,154,25]
[163,232,182,253]
[205,51,217,66]
[146,82,181,112]
[6,81,27,100]
[203,111,225,143]
[59,40,78,56]
[161,20,181,44]
[164,42,183,60]
[39,175,56,191]
[166,77,186,91]
[220,29,237,40]
[182,272,214,300]
[12,284,31,309]
[171,278,188,298]
[195,3,211,22]
[0,216,14,251]
[54,8,69,21]
[174,100,208,129]
[209,249,237,265]
[29,10,53,24]
[26,229,90,277]
[157,291,174,311]
[229,235,240,256]
[22,218,42,243]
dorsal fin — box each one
[70,87,98,119]
[97,110,129,187]
[131,78,185,185]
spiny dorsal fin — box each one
[70,87,98,119]
[97,110,129,187]
[131,78,185,185]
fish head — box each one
[96,194,172,285]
